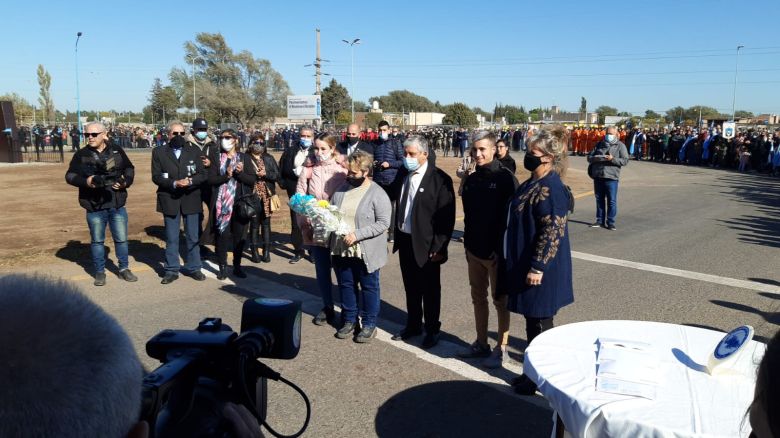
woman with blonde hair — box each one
[498,125,573,395]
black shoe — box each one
[188,271,207,281]
[217,265,228,280]
[391,328,423,341]
[512,374,538,395]
[250,247,261,263]
[233,265,247,278]
[313,307,335,326]
[94,272,106,286]
[262,247,271,263]
[355,325,377,343]
[118,269,138,282]
[422,332,440,349]
[161,273,179,285]
[607,224,617,231]
[335,321,356,339]
[289,254,302,264]
[589,222,603,228]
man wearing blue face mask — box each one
[373,120,405,242]
[187,118,218,247]
[587,126,629,230]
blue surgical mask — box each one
[195,131,208,141]
[300,138,312,149]
[404,157,420,171]
[605,134,616,143]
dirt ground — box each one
[0,150,592,269]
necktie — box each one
[397,171,417,231]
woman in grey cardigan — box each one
[329,151,392,342]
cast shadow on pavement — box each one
[374,380,552,438]
[713,173,780,249]
[219,265,531,385]
[55,239,164,276]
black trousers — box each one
[526,316,554,344]
[285,186,304,254]
[396,231,441,334]
[216,217,248,267]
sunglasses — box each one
[171,132,186,136]
[220,136,234,140]
[84,132,103,138]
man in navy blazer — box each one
[391,135,456,349]
[151,121,209,284]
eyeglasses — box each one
[84,132,102,138]
[220,136,234,140]
[171,132,185,136]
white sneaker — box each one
[481,345,507,369]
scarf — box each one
[215,153,240,233]
[252,155,272,217]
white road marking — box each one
[572,251,780,295]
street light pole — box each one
[731,45,744,122]
[342,38,360,123]
[189,55,203,119]
[75,32,82,135]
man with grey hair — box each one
[391,135,455,349]
[587,125,629,230]
[0,274,146,437]
[66,121,138,286]
[279,126,316,263]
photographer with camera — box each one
[66,122,137,286]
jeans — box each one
[309,245,337,308]
[163,212,202,274]
[593,178,619,226]
[333,256,381,327]
[86,207,129,273]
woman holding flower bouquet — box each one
[329,151,392,342]
[202,128,257,280]
[296,132,347,326]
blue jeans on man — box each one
[86,207,129,273]
[164,212,202,274]
[332,256,381,328]
[593,178,619,227]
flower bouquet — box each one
[288,193,350,244]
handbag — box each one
[236,193,261,221]
[270,194,281,212]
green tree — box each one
[37,65,54,123]
[579,97,587,114]
[493,104,527,124]
[0,92,34,125]
[148,78,180,124]
[442,102,477,128]
[321,79,351,124]
[363,112,383,129]
[644,109,662,120]
[595,105,619,124]
[368,90,437,113]
[734,110,754,119]
[169,32,290,127]
[336,110,352,125]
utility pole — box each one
[342,38,360,123]
[315,29,322,95]
[731,45,744,122]
[75,32,82,136]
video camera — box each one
[140,298,310,438]
[89,154,122,188]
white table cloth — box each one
[524,320,766,438]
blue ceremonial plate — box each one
[713,325,753,360]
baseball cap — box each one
[192,118,208,130]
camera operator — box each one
[0,274,264,438]
[66,121,138,286]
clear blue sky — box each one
[5,0,779,116]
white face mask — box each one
[317,153,331,162]
[380,132,389,141]
[221,139,234,151]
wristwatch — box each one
[530,268,543,274]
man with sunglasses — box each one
[66,122,137,286]
[152,121,209,284]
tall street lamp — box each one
[731,45,744,122]
[75,32,82,135]
[189,55,204,119]
[342,38,360,123]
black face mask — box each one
[347,136,360,145]
[346,176,365,187]
[524,153,544,172]
[169,135,186,149]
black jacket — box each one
[461,159,518,259]
[250,153,280,196]
[498,154,517,174]
[336,140,374,157]
[201,151,258,245]
[392,163,456,267]
[65,144,135,212]
[279,146,307,193]
[151,144,208,216]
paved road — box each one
[6,155,779,437]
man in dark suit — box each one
[391,135,456,349]
[337,123,374,158]
[151,121,209,284]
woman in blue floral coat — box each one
[499,126,574,395]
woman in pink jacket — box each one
[296,132,347,326]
